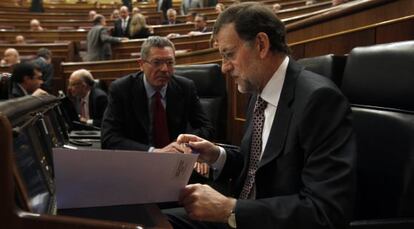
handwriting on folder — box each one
[53,148,198,209]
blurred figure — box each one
[15,35,26,44]
[158,0,172,21]
[30,0,44,13]
[10,62,47,98]
[110,9,120,20]
[85,14,126,61]
[31,48,54,92]
[306,0,317,5]
[162,8,183,25]
[188,14,210,35]
[132,7,140,15]
[185,12,197,24]
[30,19,44,31]
[68,69,108,127]
[113,6,131,37]
[128,13,152,39]
[181,0,203,15]
[1,48,20,66]
[215,3,225,14]
[272,3,281,14]
[332,0,349,6]
[88,10,97,21]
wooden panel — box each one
[376,19,414,44]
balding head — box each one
[30,19,43,31]
[68,69,95,98]
[120,6,129,19]
[3,48,20,66]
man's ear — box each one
[137,58,144,71]
[256,32,270,59]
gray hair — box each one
[71,69,95,87]
[140,36,175,60]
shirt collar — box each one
[260,56,289,107]
[17,83,28,95]
[82,90,91,103]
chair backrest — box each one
[0,72,11,100]
[174,64,227,142]
[297,54,347,87]
[341,41,414,220]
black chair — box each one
[340,41,414,226]
[0,72,11,100]
[175,63,227,142]
[297,54,347,87]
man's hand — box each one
[153,142,188,153]
[194,162,209,176]
[32,88,48,97]
[179,184,236,222]
[177,134,220,164]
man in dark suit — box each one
[101,36,214,153]
[86,14,125,61]
[158,0,172,21]
[68,69,108,128]
[31,48,53,92]
[9,62,48,98]
[112,6,131,38]
[162,8,184,25]
[170,3,356,229]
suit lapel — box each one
[259,60,302,167]
[131,73,150,135]
[88,88,95,118]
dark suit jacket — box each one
[219,60,356,229]
[9,82,26,98]
[112,17,131,38]
[101,71,214,151]
[31,57,53,92]
[86,25,121,61]
[87,87,108,127]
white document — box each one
[53,148,198,209]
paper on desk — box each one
[53,148,198,209]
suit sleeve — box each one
[92,91,108,127]
[100,28,121,44]
[235,87,356,229]
[187,81,215,140]
[101,82,151,151]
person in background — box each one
[1,48,20,67]
[113,6,131,38]
[31,48,54,92]
[132,6,141,15]
[181,0,203,15]
[85,14,126,61]
[162,8,184,25]
[272,3,281,14]
[158,0,172,21]
[306,0,317,5]
[15,35,26,44]
[88,10,97,21]
[188,14,211,35]
[68,69,108,127]
[110,9,120,20]
[30,19,44,31]
[10,62,48,98]
[128,13,152,39]
[167,2,355,229]
[30,0,44,12]
[215,3,225,14]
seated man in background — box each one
[68,69,108,128]
[1,48,20,67]
[188,14,211,35]
[102,36,213,152]
[162,8,183,25]
[31,48,54,92]
[15,35,26,44]
[112,6,131,38]
[9,62,48,98]
[30,19,44,31]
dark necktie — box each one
[239,96,267,199]
[152,91,169,148]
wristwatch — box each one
[227,209,237,228]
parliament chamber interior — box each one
[1,0,414,228]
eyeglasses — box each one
[143,59,175,68]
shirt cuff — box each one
[211,146,226,180]
[148,146,155,152]
[86,119,93,125]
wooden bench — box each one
[112,33,212,59]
